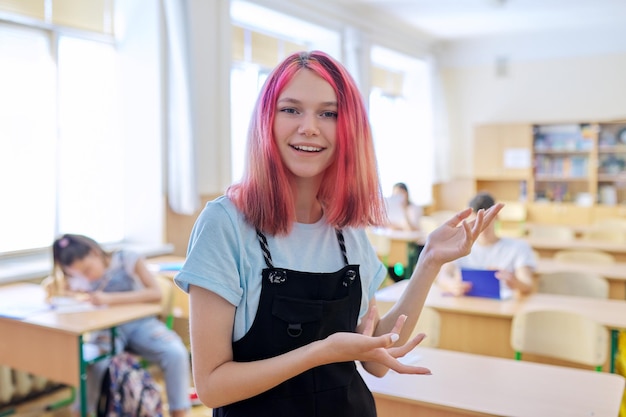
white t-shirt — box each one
[175,196,387,341]
[386,195,422,231]
[454,238,536,298]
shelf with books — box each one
[532,123,596,203]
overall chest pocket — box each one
[271,294,355,352]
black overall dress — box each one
[213,229,377,417]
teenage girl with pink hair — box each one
[175,51,502,416]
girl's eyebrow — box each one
[277,97,337,107]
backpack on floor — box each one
[97,351,164,417]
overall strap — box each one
[257,229,349,268]
[256,230,273,268]
[335,229,349,266]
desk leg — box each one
[611,329,618,374]
[78,334,88,417]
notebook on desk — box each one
[461,268,509,300]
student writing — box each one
[47,233,191,417]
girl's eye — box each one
[321,111,337,118]
[280,108,298,114]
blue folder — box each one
[460,268,502,299]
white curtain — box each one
[162,0,199,215]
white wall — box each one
[435,26,626,179]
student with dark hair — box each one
[48,233,191,417]
[437,192,536,298]
[175,51,501,416]
[386,182,425,279]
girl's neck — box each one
[291,177,323,224]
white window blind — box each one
[0,24,56,253]
[0,23,121,254]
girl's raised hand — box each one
[423,203,504,265]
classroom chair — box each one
[495,201,527,238]
[418,216,439,235]
[536,271,609,299]
[511,309,608,372]
[429,210,457,226]
[527,224,575,241]
[582,227,626,243]
[553,249,615,264]
[155,274,175,330]
[139,275,176,373]
[365,228,391,267]
[376,301,441,348]
[592,217,626,231]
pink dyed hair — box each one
[227,51,386,235]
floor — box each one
[3,384,212,417]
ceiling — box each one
[335,0,626,40]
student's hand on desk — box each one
[423,204,504,265]
[87,291,110,306]
[495,270,516,288]
[441,279,472,297]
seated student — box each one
[386,182,423,232]
[386,182,424,280]
[437,192,536,298]
[46,233,191,417]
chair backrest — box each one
[582,227,626,243]
[154,274,175,329]
[536,271,609,299]
[498,201,527,222]
[511,309,608,369]
[495,201,528,238]
[429,210,457,225]
[365,228,391,264]
[592,217,626,231]
[553,249,615,264]
[527,224,575,241]
[419,216,439,235]
[376,301,441,348]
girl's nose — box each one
[298,116,320,136]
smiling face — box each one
[273,69,338,183]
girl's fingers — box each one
[390,314,407,337]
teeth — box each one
[293,145,322,152]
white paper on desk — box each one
[50,297,100,313]
[0,303,52,319]
[53,303,100,313]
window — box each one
[0,24,57,253]
[369,46,435,206]
[1,2,165,283]
[229,0,340,183]
[0,24,120,254]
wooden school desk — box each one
[376,280,626,372]
[525,236,626,262]
[376,280,522,359]
[0,283,161,417]
[536,257,626,300]
[367,228,426,268]
[359,347,625,417]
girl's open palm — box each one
[324,305,431,375]
[426,204,503,265]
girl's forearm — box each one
[375,251,442,344]
[195,339,329,408]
